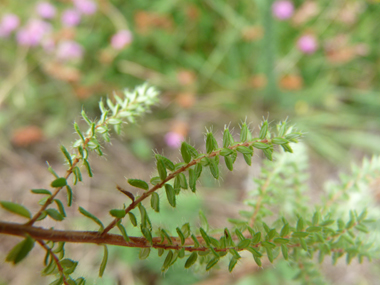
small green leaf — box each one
[66,186,72,207]
[155,154,175,171]
[127,179,149,190]
[209,158,219,179]
[273,238,290,244]
[247,247,262,258]
[83,159,93,177]
[189,168,197,193]
[109,209,126,218]
[99,245,108,277]
[281,244,288,260]
[200,227,210,245]
[165,184,176,207]
[160,229,173,245]
[223,128,234,147]
[150,176,161,185]
[179,173,188,189]
[259,121,268,139]
[139,248,151,260]
[220,148,233,156]
[252,142,269,150]
[224,156,234,171]
[51,177,67,188]
[266,247,274,263]
[243,153,252,166]
[181,142,192,163]
[263,149,273,160]
[60,145,73,166]
[229,258,238,272]
[128,212,137,227]
[194,163,202,178]
[206,257,219,271]
[296,217,304,231]
[292,232,309,238]
[252,232,261,244]
[151,192,160,212]
[261,241,276,249]
[31,189,52,195]
[254,256,262,267]
[184,142,198,157]
[6,235,35,264]
[206,132,218,154]
[184,252,198,268]
[320,219,335,226]
[237,239,251,250]
[306,226,322,232]
[78,207,104,230]
[181,223,191,238]
[191,234,200,247]
[0,201,31,219]
[162,250,174,272]
[117,221,130,242]
[240,123,249,142]
[157,158,167,181]
[54,199,66,217]
[176,227,185,245]
[141,225,153,244]
[236,146,253,155]
[46,209,64,221]
[281,143,293,153]
[271,138,288,145]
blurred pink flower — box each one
[272,0,294,20]
[36,2,56,19]
[73,0,97,15]
[297,35,318,54]
[165,132,185,148]
[42,37,55,52]
[111,30,133,50]
[0,13,20,38]
[56,40,83,60]
[16,19,51,46]
[61,9,81,27]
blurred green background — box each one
[1,0,380,284]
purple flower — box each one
[56,40,83,61]
[111,30,133,50]
[0,13,20,38]
[16,19,51,46]
[61,9,81,27]
[72,0,97,15]
[272,0,294,20]
[36,2,56,19]
[165,132,185,148]
[297,35,318,54]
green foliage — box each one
[1,84,379,285]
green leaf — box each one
[180,142,192,163]
[266,247,274,263]
[157,158,167,181]
[320,219,335,226]
[150,192,160,212]
[127,179,149,190]
[252,232,261,244]
[109,209,126,218]
[263,149,273,160]
[46,209,64,221]
[183,142,198,157]
[46,161,59,178]
[266,229,277,240]
[252,142,269,150]
[240,123,249,142]
[78,207,104,230]
[49,277,63,285]
[184,252,198,268]
[54,199,66,217]
[281,244,288,260]
[0,201,31,219]
[296,217,304,231]
[228,258,238,272]
[206,257,219,271]
[189,168,197,193]
[273,238,290,244]
[223,128,234,147]
[150,176,161,186]
[99,245,108,277]
[155,154,175,171]
[209,158,219,179]
[117,221,130,242]
[259,121,268,139]
[261,241,276,249]
[83,159,93,177]
[243,153,252,166]
[292,232,309,238]
[247,247,262,258]
[141,225,153,244]
[254,256,262,267]
[191,234,200,247]
[165,184,176,207]
[306,226,322,232]
[139,248,151,260]
[236,146,253,155]
[206,132,218,154]
[128,212,137,227]
[61,258,78,274]
[162,250,174,271]
[220,148,233,156]
[160,229,173,245]
[224,156,234,171]
[281,143,293,153]
[60,145,73,166]
[6,235,35,264]
[176,227,185,245]
[194,163,202,178]
[51,177,67,188]
[181,223,191,238]
[179,173,188,189]
[237,239,251,250]
[200,227,210,245]
[271,138,288,145]
[31,189,52,195]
